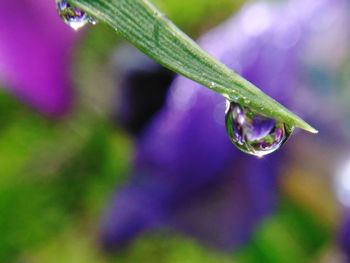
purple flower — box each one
[113,45,175,135]
[339,215,350,259]
[101,0,350,251]
[336,160,350,259]
[0,0,78,116]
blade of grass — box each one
[71,0,318,133]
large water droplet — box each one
[225,101,293,157]
[56,0,97,30]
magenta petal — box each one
[0,0,79,117]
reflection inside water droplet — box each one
[56,0,97,30]
[225,101,293,157]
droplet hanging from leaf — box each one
[56,0,97,30]
[225,101,293,157]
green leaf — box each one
[71,0,318,133]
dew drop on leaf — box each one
[225,101,293,157]
[56,0,97,30]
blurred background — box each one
[0,0,350,262]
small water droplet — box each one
[56,0,97,30]
[209,82,216,88]
[225,101,293,157]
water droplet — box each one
[56,0,97,30]
[225,101,293,157]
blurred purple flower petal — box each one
[339,215,350,259]
[101,0,350,252]
[113,45,175,135]
[0,0,78,116]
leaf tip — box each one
[298,122,319,134]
